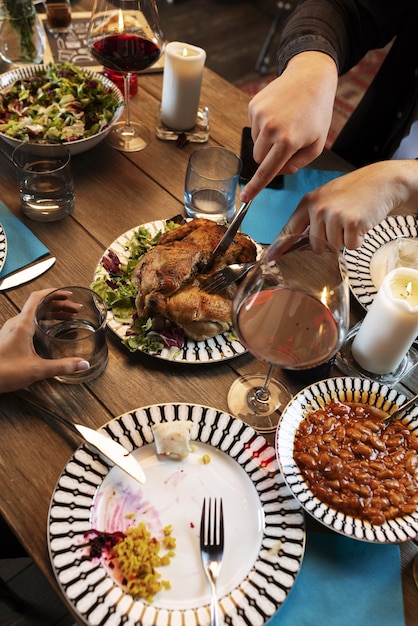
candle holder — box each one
[155,105,210,142]
[337,322,418,385]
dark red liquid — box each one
[91,34,160,73]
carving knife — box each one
[205,200,252,271]
[15,390,146,484]
[0,256,56,291]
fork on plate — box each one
[200,498,224,626]
[200,262,256,295]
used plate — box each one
[275,376,418,544]
[48,404,305,626]
[0,224,7,273]
[343,214,418,310]
[94,220,253,364]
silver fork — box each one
[200,262,256,294]
[200,498,224,626]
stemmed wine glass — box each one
[87,0,164,152]
[228,233,350,432]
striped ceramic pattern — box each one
[48,404,305,626]
[94,221,250,364]
[0,224,7,273]
[276,376,418,543]
[343,214,418,310]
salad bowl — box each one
[0,63,124,155]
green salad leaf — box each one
[0,62,121,143]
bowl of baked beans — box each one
[276,376,418,543]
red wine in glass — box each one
[91,34,161,72]
[87,0,164,152]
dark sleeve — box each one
[277,0,413,75]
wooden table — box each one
[0,62,417,624]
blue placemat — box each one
[0,201,50,278]
[269,531,405,626]
[241,168,346,244]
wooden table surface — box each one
[0,59,417,624]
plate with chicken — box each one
[92,216,259,363]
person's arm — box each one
[240,0,407,201]
[0,290,90,393]
[283,159,418,252]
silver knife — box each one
[205,200,252,270]
[0,256,56,291]
[15,390,146,484]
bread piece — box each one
[152,421,192,459]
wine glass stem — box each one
[123,73,132,128]
[248,364,275,412]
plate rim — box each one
[48,402,306,626]
[343,214,418,310]
[93,219,253,364]
[0,223,7,274]
[275,376,418,544]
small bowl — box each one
[0,64,124,155]
[276,376,418,543]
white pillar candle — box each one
[160,41,206,131]
[352,267,418,374]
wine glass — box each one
[87,0,164,152]
[228,233,350,432]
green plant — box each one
[2,0,38,62]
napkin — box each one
[0,201,50,278]
[241,168,346,245]
[269,531,405,626]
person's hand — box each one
[283,160,418,252]
[240,52,339,202]
[0,289,90,393]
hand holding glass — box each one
[87,0,164,152]
[228,233,350,432]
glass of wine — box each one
[228,233,350,432]
[87,0,164,152]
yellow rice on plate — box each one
[111,522,176,602]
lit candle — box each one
[352,267,418,374]
[160,41,206,131]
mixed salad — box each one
[0,62,121,143]
[91,218,187,356]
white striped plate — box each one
[48,404,305,626]
[276,376,418,543]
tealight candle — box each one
[352,267,418,374]
[160,41,206,131]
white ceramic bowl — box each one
[0,64,124,155]
[276,376,418,543]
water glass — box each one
[44,1,72,34]
[34,287,108,384]
[12,140,74,222]
[184,146,242,223]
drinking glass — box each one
[34,287,108,383]
[87,0,164,152]
[228,233,350,432]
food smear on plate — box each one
[294,400,418,525]
[0,62,121,143]
[91,215,257,355]
[152,421,192,459]
[370,238,418,289]
[84,522,176,602]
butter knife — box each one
[205,200,252,271]
[0,256,56,291]
[15,390,146,484]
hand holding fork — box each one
[200,498,224,626]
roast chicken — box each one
[131,218,257,341]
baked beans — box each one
[294,400,418,525]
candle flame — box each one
[182,47,189,57]
[118,9,124,31]
[407,281,413,297]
